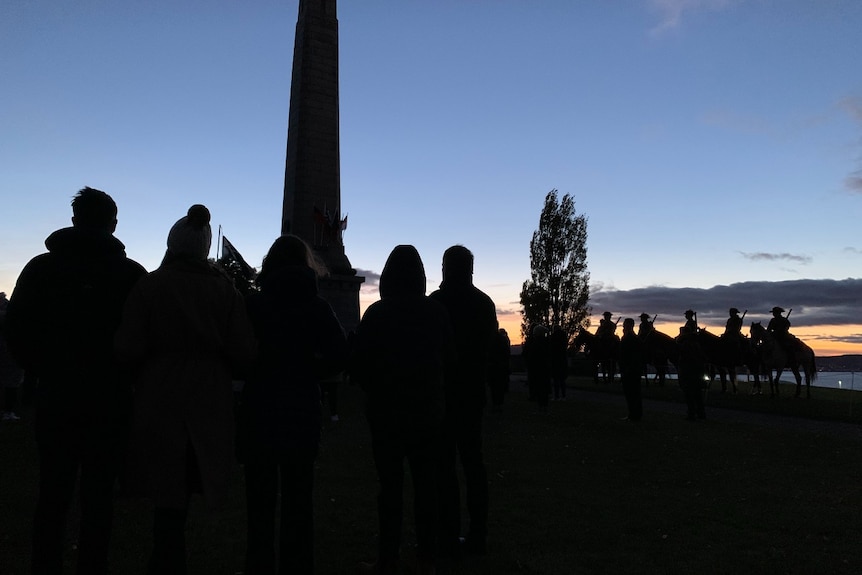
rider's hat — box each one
[639,313,650,320]
[602,311,612,318]
[684,309,695,317]
[771,306,785,314]
[729,307,740,315]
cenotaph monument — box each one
[282,0,364,332]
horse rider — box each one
[595,311,617,340]
[680,309,698,336]
[637,313,654,338]
[721,307,745,356]
[722,308,743,338]
[767,306,796,354]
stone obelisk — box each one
[282,0,363,332]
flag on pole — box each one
[221,235,255,279]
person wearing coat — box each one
[350,245,456,575]
[238,234,348,575]
[428,244,498,557]
[5,187,146,575]
[114,205,256,575]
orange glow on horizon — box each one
[361,299,861,358]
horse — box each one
[740,337,767,395]
[749,322,817,398]
[694,329,744,394]
[640,329,679,386]
[572,328,619,384]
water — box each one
[612,370,860,391]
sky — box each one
[2,0,861,356]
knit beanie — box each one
[167,204,212,260]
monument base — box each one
[319,273,364,335]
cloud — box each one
[355,268,380,294]
[839,97,862,123]
[739,251,812,264]
[648,0,735,36]
[845,173,862,193]
[588,277,862,329]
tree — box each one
[520,189,590,344]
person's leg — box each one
[148,506,189,575]
[371,435,405,565]
[278,447,317,575]
[32,411,80,575]
[407,435,439,566]
[76,419,125,575]
[244,458,278,575]
[436,421,460,557]
[456,413,488,552]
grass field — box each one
[2,375,862,574]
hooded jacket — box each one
[350,245,455,438]
[5,226,146,416]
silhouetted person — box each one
[766,306,795,356]
[429,245,498,557]
[0,308,24,421]
[767,306,791,337]
[723,308,743,338]
[5,187,146,575]
[488,328,511,412]
[677,329,708,420]
[523,325,551,411]
[617,318,644,421]
[550,326,569,401]
[114,205,256,575]
[681,309,698,336]
[350,245,455,575]
[239,234,348,575]
[637,313,654,338]
[594,311,616,339]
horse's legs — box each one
[769,369,784,397]
[792,367,803,398]
[729,367,738,394]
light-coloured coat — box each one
[115,258,256,509]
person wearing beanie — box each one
[115,204,256,575]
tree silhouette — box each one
[519,189,590,344]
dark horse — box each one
[694,329,744,393]
[572,328,619,384]
[749,322,817,398]
[640,329,678,386]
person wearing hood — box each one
[114,204,256,575]
[429,245,498,557]
[350,245,455,575]
[5,187,146,575]
[239,234,348,575]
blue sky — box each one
[2,0,861,352]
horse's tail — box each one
[808,353,817,382]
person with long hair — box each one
[239,234,348,575]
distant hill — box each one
[816,355,862,372]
